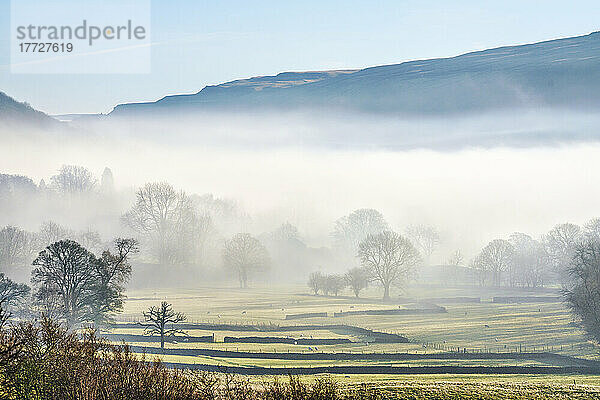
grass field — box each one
[102,283,600,396]
[116,284,594,354]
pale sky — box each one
[0,0,598,114]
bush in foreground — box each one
[0,317,380,400]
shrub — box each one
[0,317,381,399]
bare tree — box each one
[584,218,600,242]
[345,267,368,297]
[87,238,138,326]
[443,250,464,286]
[333,209,389,256]
[192,193,248,235]
[308,271,324,295]
[122,182,196,265]
[324,274,346,296]
[470,258,488,286]
[446,250,464,267]
[50,165,97,194]
[0,273,30,322]
[0,226,34,269]
[406,224,440,263]
[564,239,600,343]
[222,233,270,288]
[36,222,103,258]
[472,239,514,286]
[77,229,103,253]
[358,231,420,300]
[544,223,582,285]
[140,301,186,349]
[38,221,74,247]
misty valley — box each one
[3,20,600,400]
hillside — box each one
[0,91,57,128]
[111,31,600,116]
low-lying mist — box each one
[2,108,600,273]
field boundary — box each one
[161,363,600,375]
[130,346,600,367]
[110,322,409,343]
[332,307,446,317]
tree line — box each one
[471,220,600,288]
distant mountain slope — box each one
[111,31,600,116]
[0,91,57,127]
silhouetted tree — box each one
[222,233,270,288]
[87,239,138,326]
[32,240,96,326]
[140,301,186,349]
[358,231,420,300]
[31,238,136,326]
[0,273,30,325]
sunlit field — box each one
[106,284,598,368]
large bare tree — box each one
[122,182,197,265]
[358,231,420,300]
[222,233,270,288]
[140,301,186,349]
